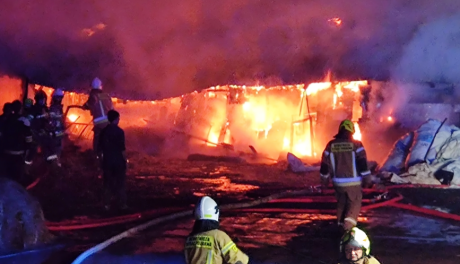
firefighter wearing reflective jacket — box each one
[30,89,58,164]
[0,100,34,184]
[320,119,371,232]
[82,77,114,157]
[185,196,249,264]
[47,88,66,166]
[339,227,381,264]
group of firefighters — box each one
[185,120,380,264]
[0,87,66,183]
[0,77,127,210]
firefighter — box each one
[339,227,381,264]
[98,110,127,210]
[0,102,13,143]
[0,102,14,173]
[31,89,58,165]
[320,119,372,232]
[82,77,114,158]
[47,88,66,166]
[23,98,35,122]
[184,196,249,264]
[0,100,34,183]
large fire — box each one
[202,80,367,159]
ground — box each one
[5,138,460,264]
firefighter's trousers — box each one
[334,185,362,231]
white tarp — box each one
[389,120,460,185]
[405,119,452,167]
[380,132,414,174]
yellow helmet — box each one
[339,119,355,134]
[340,227,371,256]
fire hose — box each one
[70,188,322,264]
[70,187,402,264]
[27,183,460,263]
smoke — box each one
[1,0,460,99]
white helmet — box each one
[91,77,102,90]
[194,196,219,222]
[340,227,371,256]
[52,88,65,97]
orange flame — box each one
[353,122,362,141]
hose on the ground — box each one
[46,207,186,231]
[71,188,319,264]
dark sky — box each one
[0,0,459,99]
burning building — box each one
[165,79,369,160]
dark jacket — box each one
[48,103,65,137]
[98,123,126,166]
[2,114,34,162]
[320,130,370,187]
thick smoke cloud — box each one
[1,0,459,99]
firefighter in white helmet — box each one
[184,196,249,264]
[320,119,372,232]
[82,77,114,159]
[339,227,380,264]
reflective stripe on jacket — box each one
[184,229,249,264]
[320,137,370,187]
[339,256,381,264]
[83,89,113,125]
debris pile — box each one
[379,119,460,186]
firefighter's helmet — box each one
[24,98,34,108]
[52,88,65,97]
[340,227,371,256]
[91,77,102,90]
[339,119,355,134]
[194,196,219,222]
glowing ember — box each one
[328,17,342,27]
[353,122,362,141]
[67,114,79,123]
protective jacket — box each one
[339,256,381,264]
[2,114,34,163]
[30,104,50,136]
[83,89,113,125]
[185,229,249,264]
[48,103,65,138]
[320,131,371,187]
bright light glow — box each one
[67,114,78,122]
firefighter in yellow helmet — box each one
[320,119,372,232]
[339,227,381,264]
[184,196,249,264]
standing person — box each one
[184,196,249,264]
[339,227,381,264]
[47,88,66,167]
[0,100,34,183]
[82,77,114,159]
[0,102,14,175]
[98,110,127,211]
[319,119,372,232]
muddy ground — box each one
[19,135,460,264]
